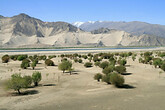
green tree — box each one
[58,61,72,73]
[102,73,111,84]
[153,58,162,68]
[110,72,125,87]
[161,63,165,71]
[45,59,55,66]
[115,66,126,74]
[6,74,30,94]
[32,71,42,86]
[99,61,109,69]
[94,73,102,82]
[118,59,127,66]
[23,75,32,87]
[31,62,37,70]
[21,59,30,69]
[84,62,93,68]
[2,54,10,63]
[102,65,114,75]
[94,61,100,67]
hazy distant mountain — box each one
[0,13,165,48]
[72,21,165,38]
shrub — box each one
[31,62,37,70]
[102,73,111,84]
[21,59,30,69]
[32,71,42,86]
[84,62,92,68]
[78,59,83,63]
[23,75,32,87]
[110,72,124,87]
[128,52,133,56]
[94,61,100,67]
[10,55,18,61]
[118,59,127,66]
[2,54,10,63]
[161,63,165,71]
[45,59,55,66]
[48,55,56,59]
[17,55,28,61]
[74,58,78,63]
[94,73,102,82]
[132,56,136,61]
[115,66,126,74]
[6,74,30,94]
[82,55,88,59]
[99,61,109,69]
[58,61,72,73]
[102,65,115,75]
[139,58,143,63]
[153,58,162,68]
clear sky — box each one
[1,0,165,25]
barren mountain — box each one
[73,21,165,38]
[0,14,165,48]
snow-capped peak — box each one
[88,21,95,24]
[72,22,85,27]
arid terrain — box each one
[0,48,165,110]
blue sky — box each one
[1,0,165,25]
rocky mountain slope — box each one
[0,14,165,48]
[73,21,165,38]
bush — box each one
[110,72,125,87]
[32,71,42,86]
[161,63,165,71]
[74,58,78,63]
[132,56,136,61]
[94,61,100,67]
[99,61,109,69]
[10,55,18,61]
[78,59,83,63]
[115,66,126,74]
[21,59,30,69]
[31,62,37,70]
[102,73,111,84]
[45,59,55,66]
[2,54,10,63]
[102,65,115,75]
[153,58,162,68]
[6,74,31,94]
[48,55,56,59]
[17,55,28,61]
[23,75,32,87]
[58,61,72,73]
[118,59,127,66]
[84,62,92,68]
[94,73,102,82]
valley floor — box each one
[0,52,165,110]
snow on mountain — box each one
[72,22,84,27]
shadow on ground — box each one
[11,90,39,96]
[119,84,136,89]
[43,84,56,86]
[122,73,132,75]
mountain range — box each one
[72,21,165,38]
[0,13,165,48]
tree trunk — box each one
[17,89,21,94]
[70,71,71,75]
[35,82,38,86]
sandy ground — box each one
[0,50,165,110]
